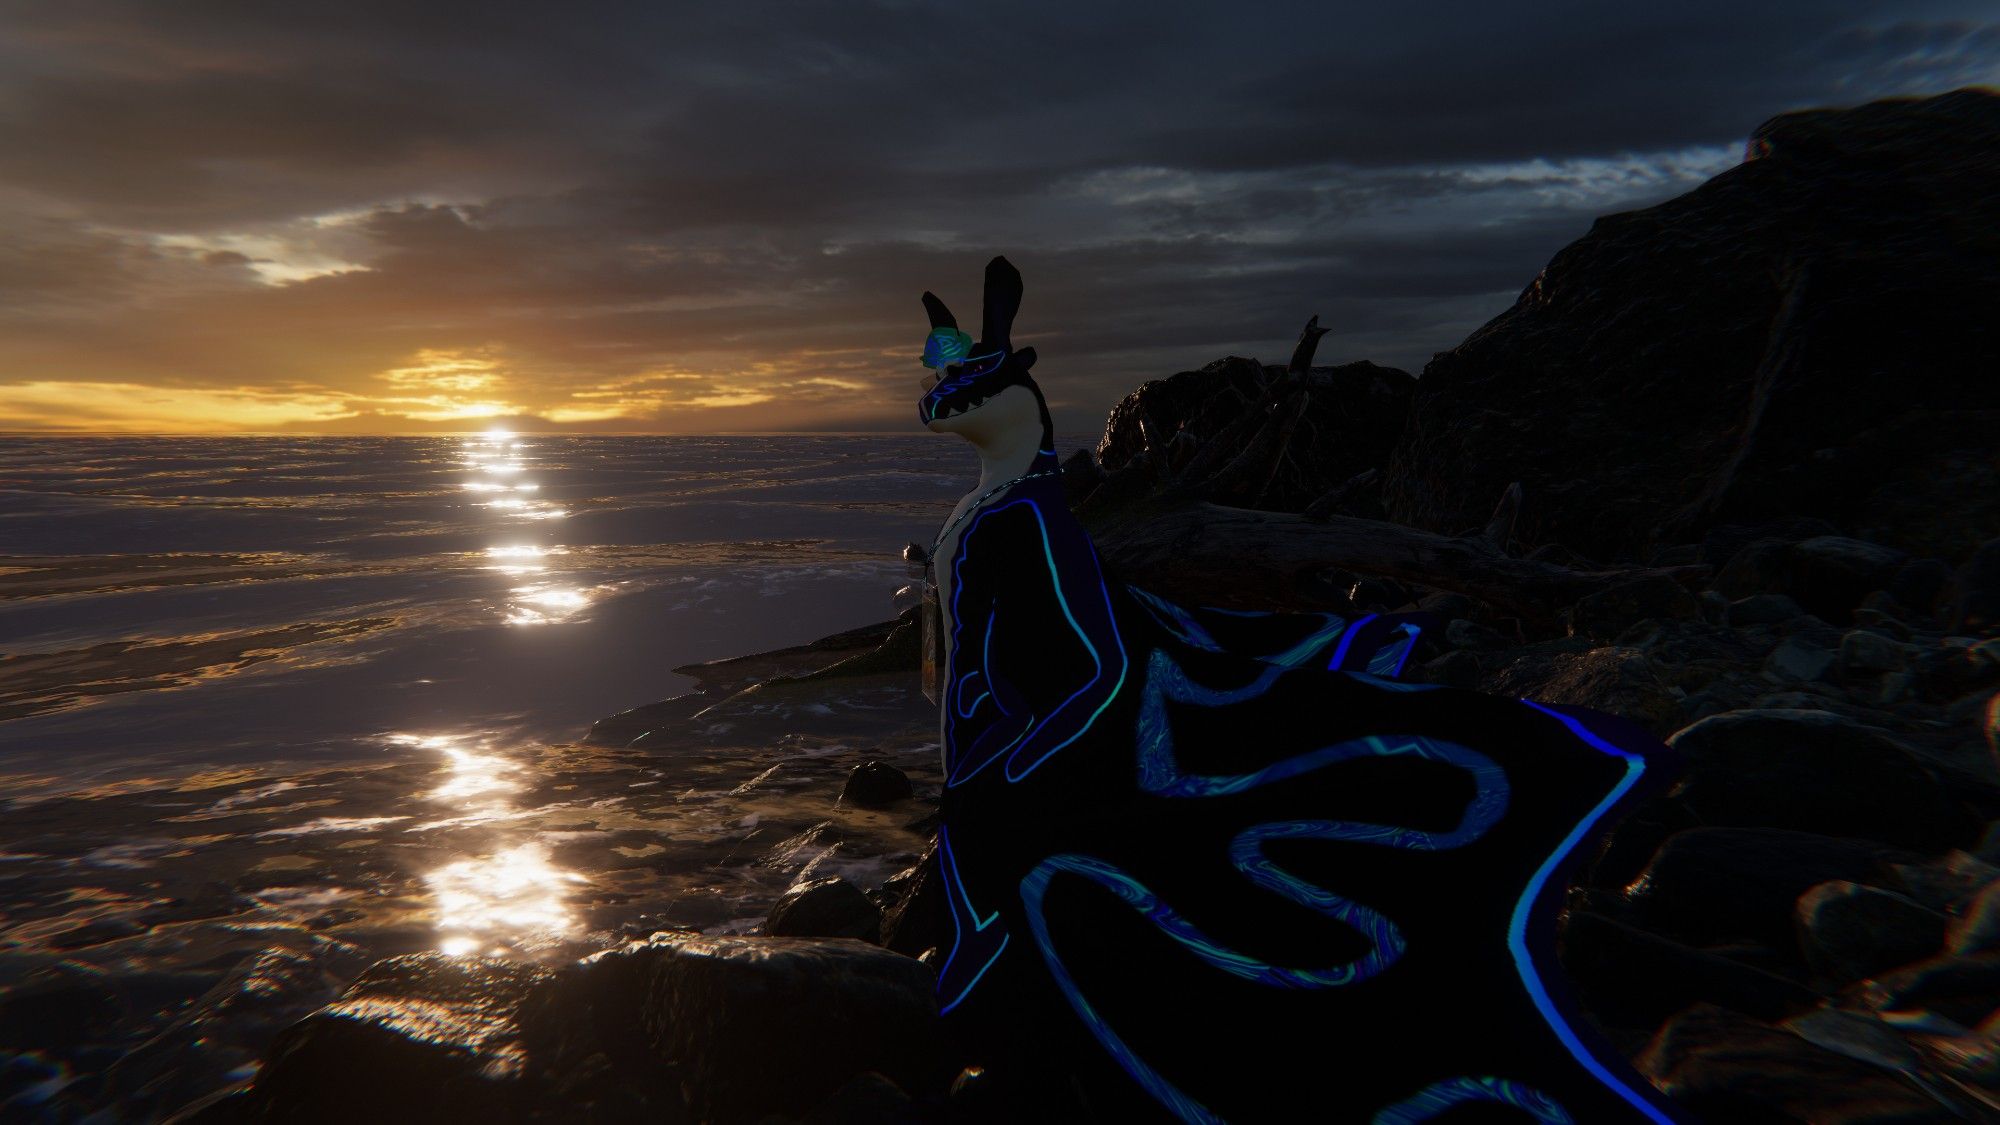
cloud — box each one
[0,0,1994,433]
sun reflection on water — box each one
[388,730,590,956]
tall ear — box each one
[922,291,958,330]
[980,255,1022,351]
[1012,345,1037,371]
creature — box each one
[912,255,1691,1123]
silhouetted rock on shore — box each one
[1093,355,1414,512]
[1378,87,2000,568]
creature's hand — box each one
[950,709,1036,787]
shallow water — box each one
[0,431,1093,1118]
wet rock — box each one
[1838,630,1914,676]
[107,944,364,1122]
[1794,881,1947,983]
[1559,910,1818,1029]
[0,960,124,1052]
[1663,709,1976,852]
[226,952,553,1124]
[838,761,912,809]
[640,934,950,1122]
[1786,536,1910,627]
[1564,574,1702,642]
[1638,1002,1944,1124]
[1725,593,1805,627]
[1950,536,2000,635]
[879,840,944,961]
[766,877,882,944]
[1624,826,1923,950]
[1847,951,2000,1028]
[1765,636,1837,683]
[585,691,713,747]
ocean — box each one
[0,430,1095,1119]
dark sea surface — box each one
[0,431,1094,1119]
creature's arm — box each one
[945,498,1129,786]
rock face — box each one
[1092,355,1415,512]
[1377,88,2000,568]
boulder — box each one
[1950,537,2000,635]
[1500,645,1685,733]
[1662,709,1976,852]
[1785,536,1910,627]
[637,934,951,1122]
[1764,637,1837,683]
[1846,951,2000,1028]
[1623,826,1922,950]
[1712,539,1796,601]
[1889,557,1955,622]
[1638,1002,1945,1124]
[225,953,554,1124]
[838,761,913,809]
[1794,881,1947,983]
[766,877,883,944]
[1564,573,1702,642]
[1559,910,1818,1029]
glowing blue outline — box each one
[1509,699,1678,1125]
[936,824,1011,1016]
[1328,612,1378,671]
[1372,1075,1574,1124]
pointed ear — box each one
[922,291,958,330]
[1012,345,1036,371]
[980,256,1022,351]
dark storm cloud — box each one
[0,0,1993,432]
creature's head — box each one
[917,255,1053,448]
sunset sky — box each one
[0,2,1993,435]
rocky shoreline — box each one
[148,517,2000,1123]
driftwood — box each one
[1093,500,1711,623]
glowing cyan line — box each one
[936,825,1010,1015]
[1510,699,1677,1125]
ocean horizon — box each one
[0,431,1097,801]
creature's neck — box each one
[971,429,1060,493]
